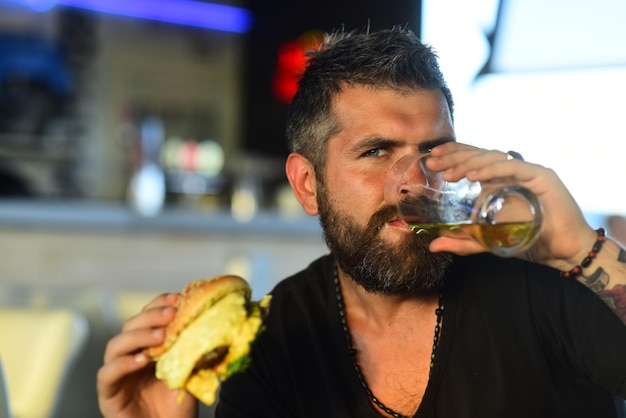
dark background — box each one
[242,0,422,158]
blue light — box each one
[50,0,252,33]
[19,0,58,12]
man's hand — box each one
[426,142,626,324]
[97,293,198,418]
[425,142,591,264]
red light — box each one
[272,30,324,104]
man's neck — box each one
[337,266,440,327]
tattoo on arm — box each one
[582,267,609,295]
[600,283,626,323]
[582,248,626,323]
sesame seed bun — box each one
[145,275,251,359]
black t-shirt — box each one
[216,253,626,417]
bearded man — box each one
[98,27,626,418]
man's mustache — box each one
[368,197,440,230]
[368,204,400,230]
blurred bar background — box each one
[0,0,624,417]
[0,1,419,417]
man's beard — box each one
[317,184,453,296]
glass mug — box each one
[384,153,543,256]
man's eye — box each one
[363,148,388,157]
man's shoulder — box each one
[267,253,335,307]
[452,253,559,283]
[450,253,602,308]
[258,253,338,343]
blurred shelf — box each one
[0,199,322,237]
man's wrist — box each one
[560,228,606,279]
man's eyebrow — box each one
[417,137,455,153]
[349,136,455,154]
[349,137,402,153]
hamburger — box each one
[145,275,271,405]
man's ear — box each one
[285,153,319,215]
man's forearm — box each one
[578,239,626,325]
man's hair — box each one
[286,26,454,180]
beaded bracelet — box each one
[560,227,606,279]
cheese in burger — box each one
[145,275,271,405]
